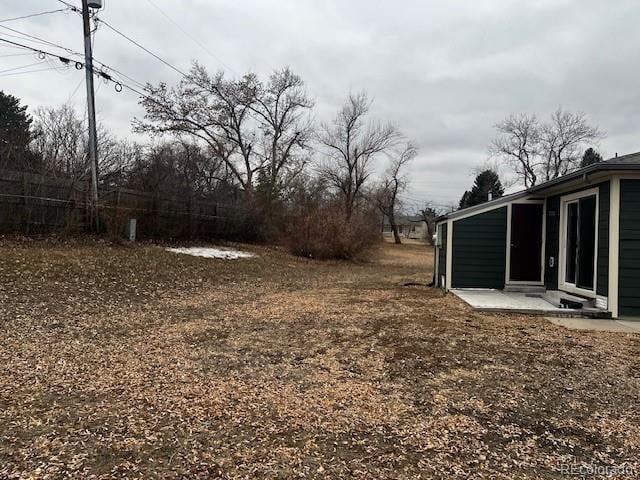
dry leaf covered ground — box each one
[0,238,639,479]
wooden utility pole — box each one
[81,0,100,231]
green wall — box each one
[544,196,561,290]
[451,207,507,289]
[597,182,610,297]
[619,179,640,316]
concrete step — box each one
[505,285,546,293]
[534,291,596,310]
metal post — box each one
[81,0,99,231]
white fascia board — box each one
[608,176,621,318]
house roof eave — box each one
[436,151,640,223]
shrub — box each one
[101,206,130,240]
[284,196,380,260]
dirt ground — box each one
[0,238,639,479]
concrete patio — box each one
[546,317,640,333]
[451,288,610,318]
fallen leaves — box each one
[0,239,638,479]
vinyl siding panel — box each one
[544,196,561,290]
[619,180,640,316]
[452,207,507,289]
[597,181,610,297]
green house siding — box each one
[452,207,507,289]
[597,181,610,297]
[544,196,561,290]
[545,182,610,295]
[619,180,640,316]
[436,223,447,287]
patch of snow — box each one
[166,247,255,260]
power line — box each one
[0,8,68,23]
[98,64,146,89]
[0,60,47,74]
[56,0,79,9]
[0,22,82,57]
[65,77,84,103]
[0,19,253,156]
[0,52,33,58]
[0,36,79,62]
[0,34,148,107]
[396,194,455,209]
[86,20,146,89]
[0,42,34,51]
[0,30,64,49]
[0,66,65,78]
[94,17,187,77]
[0,21,146,89]
[143,0,234,73]
[0,36,87,83]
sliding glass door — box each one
[563,194,597,292]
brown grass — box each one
[0,239,639,479]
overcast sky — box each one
[2,0,640,209]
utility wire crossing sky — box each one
[2,0,639,208]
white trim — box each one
[445,219,453,291]
[434,224,442,286]
[558,187,599,299]
[505,203,512,286]
[529,170,615,198]
[608,176,620,318]
[449,195,538,222]
[596,295,608,311]
[434,238,440,285]
[445,191,534,221]
[505,200,546,286]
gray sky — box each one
[2,0,639,209]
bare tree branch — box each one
[373,143,417,244]
[490,109,603,187]
[134,63,314,200]
[317,91,402,218]
[490,113,540,188]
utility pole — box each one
[81,0,100,231]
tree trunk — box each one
[389,214,402,244]
[426,220,435,245]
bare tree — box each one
[135,65,255,192]
[31,104,85,177]
[31,104,130,182]
[490,113,540,188]
[318,91,401,219]
[539,109,602,181]
[135,63,313,198]
[491,109,602,187]
[248,67,314,199]
[374,143,416,244]
[416,202,446,244]
[124,140,230,198]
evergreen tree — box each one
[580,147,603,168]
[459,191,471,209]
[459,169,504,209]
[0,91,34,170]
